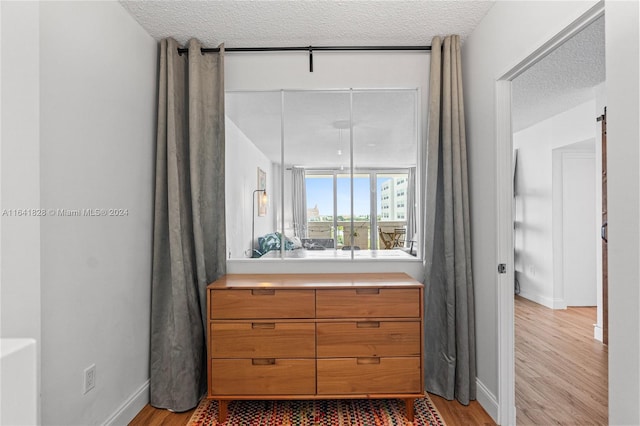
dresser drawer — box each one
[211,359,316,395]
[210,289,315,319]
[317,357,421,394]
[317,321,421,357]
[316,289,420,318]
[210,322,315,358]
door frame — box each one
[495,3,605,424]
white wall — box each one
[605,1,640,423]
[0,2,42,422]
[465,0,640,423]
[224,51,428,280]
[513,100,597,308]
[462,1,601,421]
[225,117,274,258]
[0,339,38,425]
[3,2,157,425]
[514,121,553,306]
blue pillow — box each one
[257,232,294,255]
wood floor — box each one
[515,295,608,425]
[129,394,495,425]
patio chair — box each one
[378,227,394,249]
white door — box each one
[562,153,597,306]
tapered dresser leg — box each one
[217,400,229,422]
[404,398,415,423]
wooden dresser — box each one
[207,273,424,422]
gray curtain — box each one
[150,38,226,412]
[292,166,307,238]
[423,35,476,405]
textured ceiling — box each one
[119,0,494,166]
[119,1,495,47]
[512,16,605,132]
[119,1,604,136]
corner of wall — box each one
[593,324,603,342]
[517,289,566,310]
[102,381,149,426]
[476,378,500,424]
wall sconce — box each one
[251,189,267,258]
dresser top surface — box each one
[208,273,422,289]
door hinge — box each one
[498,264,507,274]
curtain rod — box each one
[177,45,432,72]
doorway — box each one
[495,4,606,424]
[511,27,606,416]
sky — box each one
[306,176,391,217]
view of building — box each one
[379,177,408,221]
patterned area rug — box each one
[188,397,446,426]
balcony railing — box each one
[306,220,407,249]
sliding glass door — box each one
[305,170,408,250]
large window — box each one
[225,89,418,259]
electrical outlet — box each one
[83,364,96,394]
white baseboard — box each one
[593,324,603,342]
[105,377,498,425]
[476,378,499,424]
[551,297,567,310]
[102,380,149,426]
[517,290,566,310]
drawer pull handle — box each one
[357,321,380,328]
[251,289,275,296]
[252,358,276,366]
[252,323,276,329]
[356,288,380,295]
[357,357,381,365]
